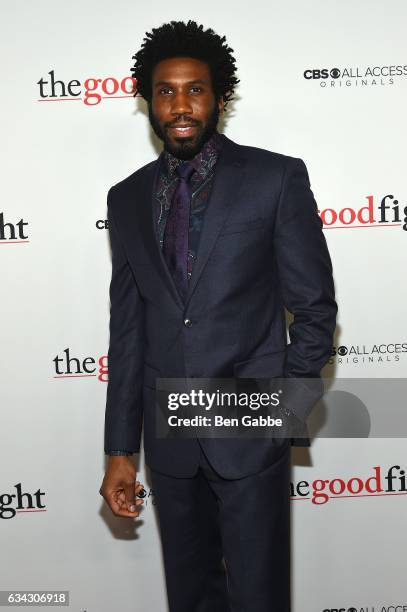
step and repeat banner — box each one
[1,1,406,611]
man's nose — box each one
[171,92,193,116]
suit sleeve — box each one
[104,187,145,454]
[273,157,338,423]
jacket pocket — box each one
[219,217,269,236]
[233,349,286,378]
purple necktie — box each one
[163,161,196,301]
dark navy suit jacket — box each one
[104,133,337,478]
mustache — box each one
[165,118,201,128]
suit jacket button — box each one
[183,318,193,327]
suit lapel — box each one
[132,157,185,309]
[129,133,247,310]
[185,135,246,306]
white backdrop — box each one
[1,1,407,610]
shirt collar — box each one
[162,130,223,182]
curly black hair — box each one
[130,20,239,111]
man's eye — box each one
[160,87,172,95]
[190,86,202,93]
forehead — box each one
[152,56,211,83]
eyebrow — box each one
[153,79,208,88]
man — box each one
[99,19,337,612]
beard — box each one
[148,103,220,160]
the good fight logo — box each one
[36,70,137,106]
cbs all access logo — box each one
[323,607,407,612]
[329,343,407,366]
[304,64,407,87]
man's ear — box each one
[218,96,225,114]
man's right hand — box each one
[99,456,145,518]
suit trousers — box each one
[150,440,291,612]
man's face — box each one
[148,56,224,160]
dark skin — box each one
[99,56,224,518]
[99,457,144,518]
[149,56,225,159]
